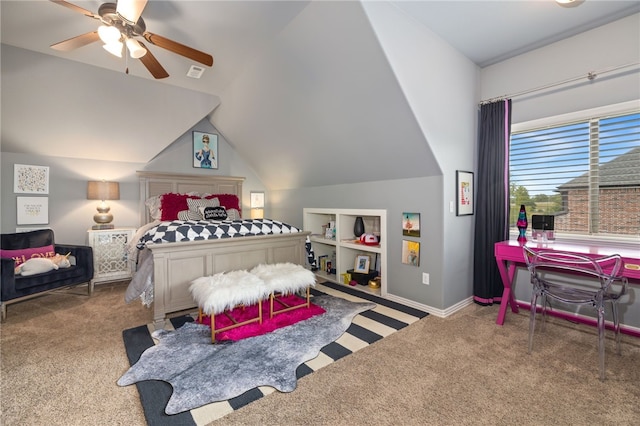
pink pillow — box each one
[160,193,200,221]
[205,194,241,215]
[0,245,55,266]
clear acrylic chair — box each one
[523,246,628,380]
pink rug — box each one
[196,294,325,341]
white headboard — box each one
[137,171,245,224]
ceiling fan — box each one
[49,0,213,79]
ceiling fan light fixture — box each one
[556,0,585,7]
[116,1,147,25]
[103,41,123,58]
[126,38,147,59]
[98,25,121,43]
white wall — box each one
[269,2,479,314]
[0,118,267,245]
[481,13,640,123]
[272,176,445,310]
[363,1,479,309]
[481,14,640,328]
[0,152,144,245]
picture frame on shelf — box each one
[193,131,218,169]
[354,254,370,273]
[456,170,474,216]
[325,226,334,239]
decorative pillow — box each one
[204,194,241,214]
[160,193,200,221]
[199,206,228,220]
[145,195,162,220]
[177,209,203,221]
[0,245,56,266]
[225,208,241,221]
[186,197,220,215]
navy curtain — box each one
[473,99,512,304]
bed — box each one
[129,171,311,327]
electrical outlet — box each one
[422,272,430,285]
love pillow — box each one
[0,245,56,266]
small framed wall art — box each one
[456,170,474,216]
[402,240,420,266]
[14,164,49,194]
[17,197,49,225]
[402,212,420,237]
[193,131,218,169]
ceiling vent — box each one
[187,65,205,79]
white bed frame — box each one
[137,171,310,327]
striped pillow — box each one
[177,210,202,221]
[182,198,221,220]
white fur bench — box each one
[189,264,316,343]
[190,270,270,343]
[250,263,316,319]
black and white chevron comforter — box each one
[137,218,302,246]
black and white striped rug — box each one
[122,282,428,425]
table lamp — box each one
[250,191,265,219]
[87,180,120,229]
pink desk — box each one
[494,240,640,326]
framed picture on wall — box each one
[456,170,474,216]
[402,212,420,237]
[14,164,49,194]
[402,240,420,266]
[193,131,218,169]
[17,197,49,225]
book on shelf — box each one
[317,255,328,273]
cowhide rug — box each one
[117,294,375,414]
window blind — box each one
[509,111,640,236]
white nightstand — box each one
[87,227,136,291]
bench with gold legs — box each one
[190,270,270,343]
[190,264,316,343]
[251,263,316,319]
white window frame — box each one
[510,100,640,248]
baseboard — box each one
[384,294,474,318]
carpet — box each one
[120,282,429,425]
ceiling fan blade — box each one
[50,31,100,51]
[49,0,100,20]
[116,0,148,25]
[138,43,170,79]
[143,32,214,67]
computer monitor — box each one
[531,215,554,230]
[531,215,555,241]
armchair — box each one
[1,229,94,321]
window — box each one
[510,105,639,237]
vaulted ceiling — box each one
[2,1,638,189]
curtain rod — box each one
[479,62,640,105]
